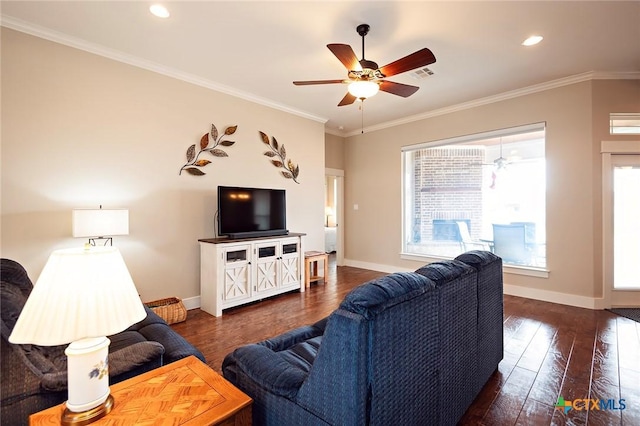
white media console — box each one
[198,233,305,316]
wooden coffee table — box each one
[30,355,252,425]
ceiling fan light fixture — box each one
[348,80,379,99]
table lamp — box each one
[72,207,129,246]
[9,246,146,425]
[325,206,334,227]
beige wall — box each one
[324,133,345,170]
[324,133,344,229]
[343,79,640,302]
[1,28,326,303]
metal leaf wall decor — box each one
[259,131,300,184]
[179,123,237,176]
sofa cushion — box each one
[115,306,205,364]
[455,250,501,270]
[0,281,30,338]
[1,275,69,389]
[414,259,475,286]
[21,344,66,375]
[0,259,33,298]
[276,335,322,375]
[138,322,204,363]
[109,341,165,374]
[124,307,167,331]
[109,330,148,351]
[227,344,309,399]
[339,272,434,319]
[261,317,327,352]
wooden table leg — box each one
[323,256,328,283]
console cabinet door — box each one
[222,245,252,302]
[280,238,300,289]
[255,242,278,294]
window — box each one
[610,113,640,135]
[402,124,546,269]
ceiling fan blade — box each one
[378,48,436,77]
[338,92,357,106]
[379,80,420,97]
[293,79,345,86]
[327,44,363,72]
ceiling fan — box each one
[492,140,510,170]
[293,24,436,106]
[468,139,512,170]
[482,140,537,170]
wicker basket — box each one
[145,297,187,325]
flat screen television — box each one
[217,186,288,239]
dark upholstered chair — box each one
[1,258,205,425]
[222,251,503,426]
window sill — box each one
[400,252,549,278]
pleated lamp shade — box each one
[9,246,146,346]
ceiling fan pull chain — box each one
[361,101,364,134]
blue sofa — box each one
[0,258,206,425]
[222,251,503,425]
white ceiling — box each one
[2,1,639,135]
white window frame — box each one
[400,123,549,278]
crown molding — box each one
[591,71,640,80]
[324,128,346,137]
[0,15,328,124]
[342,71,640,137]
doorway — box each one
[602,143,640,307]
[325,168,344,266]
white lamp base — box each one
[63,336,113,425]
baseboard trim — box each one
[344,259,413,274]
[344,258,605,310]
[504,284,606,310]
[182,296,201,310]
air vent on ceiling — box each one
[410,67,434,80]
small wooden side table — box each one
[304,251,328,289]
[30,356,252,426]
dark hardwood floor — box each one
[171,255,640,425]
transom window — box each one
[610,113,640,135]
[401,123,546,269]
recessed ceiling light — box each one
[150,4,170,18]
[522,35,543,46]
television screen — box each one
[217,186,288,238]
